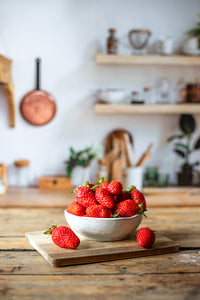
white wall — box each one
[0,0,200,184]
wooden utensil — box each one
[103,129,134,181]
[20,58,56,126]
[136,143,153,167]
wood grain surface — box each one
[0,188,200,299]
[1,186,200,208]
[25,231,179,267]
[95,54,200,66]
[94,103,200,115]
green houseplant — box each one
[186,14,200,39]
[183,14,200,55]
[167,114,200,186]
[65,147,97,186]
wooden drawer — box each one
[39,176,72,190]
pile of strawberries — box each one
[67,178,147,218]
[44,178,156,250]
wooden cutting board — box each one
[25,231,179,267]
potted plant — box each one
[183,14,200,55]
[167,114,200,186]
[65,147,97,186]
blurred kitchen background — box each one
[0,0,200,190]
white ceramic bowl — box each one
[64,211,143,242]
[97,89,127,104]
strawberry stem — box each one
[96,177,108,184]
[127,185,136,192]
[43,224,57,235]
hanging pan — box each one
[20,58,56,126]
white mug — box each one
[156,37,173,55]
[126,167,143,191]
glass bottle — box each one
[143,87,152,104]
[107,29,118,54]
[14,160,31,187]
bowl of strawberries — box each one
[65,178,147,242]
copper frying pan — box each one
[20,58,56,126]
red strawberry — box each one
[101,181,109,189]
[136,228,155,248]
[84,180,96,189]
[75,186,96,208]
[44,225,80,249]
[116,191,131,203]
[97,177,109,189]
[130,186,146,210]
[95,187,114,209]
[113,199,139,217]
[107,181,123,195]
[67,201,85,216]
[86,204,112,218]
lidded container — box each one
[14,160,31,187]
[0,163,7,195]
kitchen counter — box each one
[0,188,200,299]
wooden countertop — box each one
[1,186,200,208]
[0,187,200,299]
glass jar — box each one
[0,163,7,195]
[131,91,144,104]
[107,29,118,54]
[14,160,31,187]
[143,87,152,104]
[0,179,6,195]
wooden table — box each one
[0,55,15,127]
[0,188,200,299]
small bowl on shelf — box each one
[64,211,143,242]
[96,89,128,104]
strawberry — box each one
[116,191,131,203]
[101,181,109,189]
[136,228,155,248]
[86,204,112,218]
[95,187,114,209]
[113,199,139,217]
[44,225,80,249]
[84,180,96,189]
[130,186,147,210]
[67,201,85,216]
[75,186,96,208]
[97,177,109,189]
[107,181,123,195]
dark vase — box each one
[177,171,193,186]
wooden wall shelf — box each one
[94,103,200,115]
[95,54,200,66]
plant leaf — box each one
[167,134,184,142]
[194,137,200,149]
[179,114,195,134]
[175,143,189,151]
[186,28,200,36]
[191,161,200,167]
[173,149,186,158]
[70,147,77,159]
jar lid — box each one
[15,160,30,168]
[109,28,116,33]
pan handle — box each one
[36,58,41,90]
